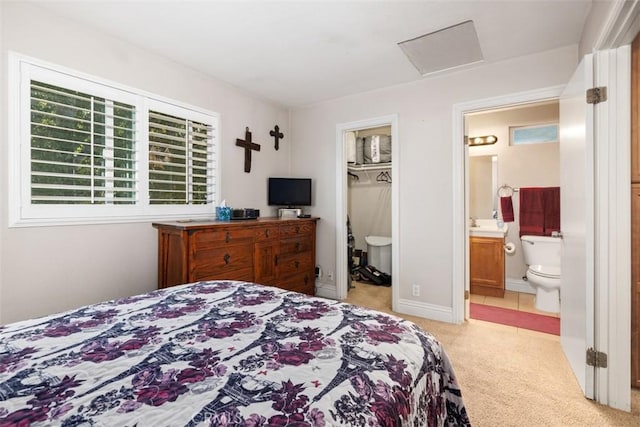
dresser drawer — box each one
[254,226,279,242]
[279,236,313,255]
[278,252,313,277]
[191,266,254,283]
[191,228,254,249]
[277,272,314,295]
[191,244,254,279]
[280,223,314,238]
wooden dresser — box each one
[153,217,318,295]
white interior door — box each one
[559,54,595,399]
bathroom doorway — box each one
[335,115,399,309]
[465,100,561,330]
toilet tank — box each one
[520,235,561,268]
[365,235,392,275]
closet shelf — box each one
[347,162,392,172]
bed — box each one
[0,280,470,426]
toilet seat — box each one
[527,264,561,279]
[526,270,560,288]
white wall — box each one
[579,0,617,57]
[0,2,290,323]
[291,45,577,312]
[348,182,392,251]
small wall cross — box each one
[269,125,284,151]
[236,127,261,173]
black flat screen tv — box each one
[268,177,312,207]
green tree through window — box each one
[30,81,136,204]
[149,111,211,205]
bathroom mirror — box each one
[469,155,498,219]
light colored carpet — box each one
[345,281,640,426]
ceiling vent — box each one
[398,20,484,76]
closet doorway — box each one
[335,115,399,309]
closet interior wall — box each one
[347,126,392,254]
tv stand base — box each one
[279,208,301,218]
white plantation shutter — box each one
[30,81,137,205]
[148,110,214,205]
[10,53,220,226]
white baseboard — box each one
[315,281,339,300]
[506,278,535,294]
[317,282,455,324]
[395,298,454,323]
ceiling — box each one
[28,0,594,108]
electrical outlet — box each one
[412,284,420,297]
[328,271,334,281]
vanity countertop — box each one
[469,219,508,238]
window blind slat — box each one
[148,110,214,205]
[30,79,137,205]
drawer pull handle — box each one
[304,274,309,285]
[224,253,230,264]
[225,232,231,243]
[295,261,300,268]
[266,229,270,238]
[295,226,300,233]
[274,255,279,266]
[295,242,301,251]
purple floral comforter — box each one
[0,281,470,426]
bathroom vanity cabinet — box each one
[469,236,505,297]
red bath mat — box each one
[470,302,560,335]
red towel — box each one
[519,188,545,237]
[500,196,514,222]
[543,187,560,235]
[519,187,561,237]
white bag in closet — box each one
[346,132,356,163]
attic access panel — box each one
[398,20,484,76]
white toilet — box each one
[520,235,561,313]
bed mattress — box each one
[0,280,469,426]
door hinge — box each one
[586,347,608,368]
[586,87,607,104]
[464,290,470,300]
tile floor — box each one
[470,290,560,340]
[470,290,560,318]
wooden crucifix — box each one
[269,125,284,151]
[236,127,261,173]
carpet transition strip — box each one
[470,302,560,335]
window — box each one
[510,123,558,146]
[30,81,137,205]
[9,53,219,226]
[148,109,212,205]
